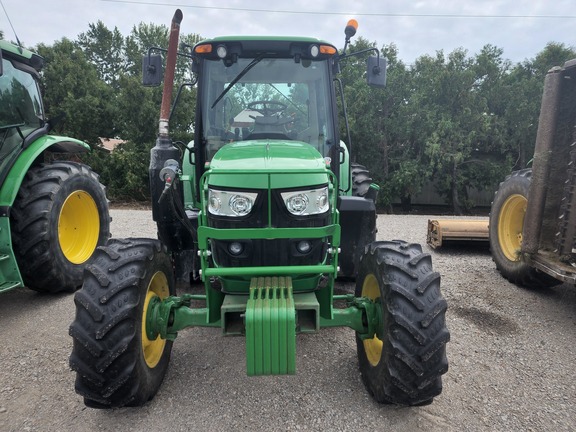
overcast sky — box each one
[1,0,575,65]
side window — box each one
[0,58,43,131]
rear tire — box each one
[355,241,449,405]
[489,169,559,288]
[11,161,110,293]
[351,162,372,198]
[69,238,175,408]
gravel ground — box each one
[1,210,575,431]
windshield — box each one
[0,56,44,158]
[201,57,335,160]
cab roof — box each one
[193,36,338,61]
[0,39,44,71]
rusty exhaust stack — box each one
[150,9,183,232]
[158,8,183,138]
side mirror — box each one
[142,54,164,86]
[187,140,196,165]
[367,56,386,88]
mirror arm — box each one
[340,47,383,77]
[147,46,195,61]
[339,47,380,65]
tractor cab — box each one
[192,37,339,165]
[144,30,385,203]
[0,41,45,174]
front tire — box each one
[69,238,175,408]
[355,241,449,405]
[11,161,110,293]
[489,169,559,288]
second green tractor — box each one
[0,39,110,295]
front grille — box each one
[208,189,330,267]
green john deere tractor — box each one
[0,40,110,294]
[69,10,449,408]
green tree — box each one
[125,22,202,81]
[528,42,576,76]
[36,38,116,144]
[382,46,431,210]
[499,43,576,170]
[77,21,126,87]
[125,22,170,78]
[28,19,576,210]
[71,21,199,200]
[411,48,500,213]
[339,38,417,209]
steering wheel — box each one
[247,101,288,116]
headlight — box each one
[208,189,258,217]
[281,186,329,216]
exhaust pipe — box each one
[150,9,183,234]
[158,8,183,138]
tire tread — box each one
[11,161,110,292]
[355,240,449,405]
[69,238,174,408]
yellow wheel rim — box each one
[498,193,526,262]
[142,271,170,368]
[362,273,383,367]
[58,190,100,264]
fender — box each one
[338,141,350,194]
[0,135,90,207]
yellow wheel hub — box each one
[142,271,170,368]
[498,193,527,262]
[58,190,100,264]
[362,274,383,367]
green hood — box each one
[207,140,330,189]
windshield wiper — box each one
[211,54,266,109]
